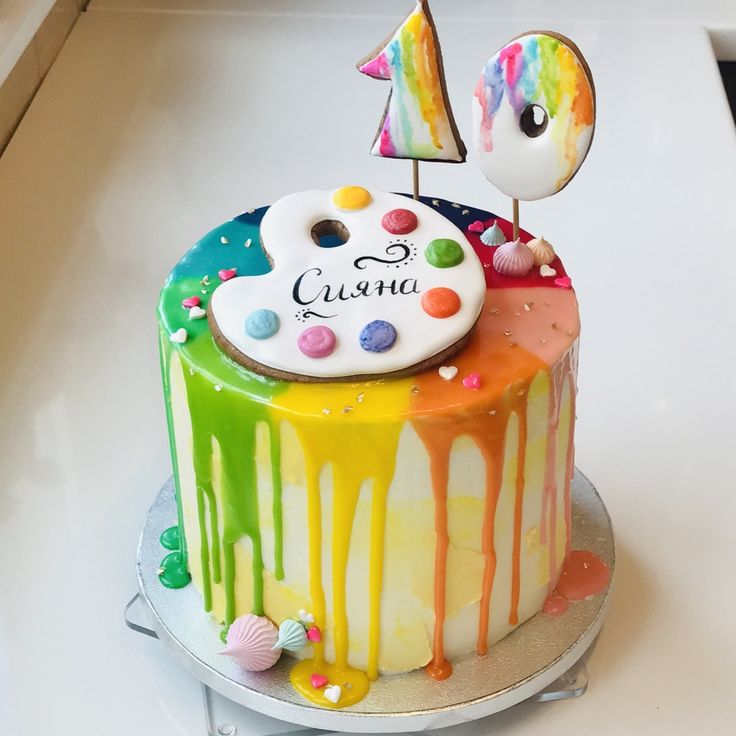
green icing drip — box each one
[158,551,191,589]
[160,525,181,551]
[220,623,230,643]
[158,217,289,623]
[270,421,285,581]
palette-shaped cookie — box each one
[208,187,486,381]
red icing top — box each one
[464,217,569,289]
[382,208,418,235]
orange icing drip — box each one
[508,398,528,627]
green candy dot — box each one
[425,239,464,268]
[158,551,191,589]
[159,525,181,551]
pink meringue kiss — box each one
[492,239,535,277]
[220,614,281,671]
[298,326,336,359]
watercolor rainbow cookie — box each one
[472,32,596,201]
[158,191,598,709]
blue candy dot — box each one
[245,309,280,339]
[359,320,397,353]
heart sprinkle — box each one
[438,365,458,381]
[182,295,201,309]
[462,372,481,390]
[310,674,328,689]
[539,264,557,277]
[306,626,322,643]
[324,685,342,704]
[298,609,314,624]
[554,276,572,289]
[468,220,485,233]
[169,328,188,344]
[188,306,206,320]
[218,268,237,281]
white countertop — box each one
[1,3,735,734]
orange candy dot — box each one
[421,287,461,318]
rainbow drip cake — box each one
[157,189,587,709]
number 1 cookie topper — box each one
[472,31,596,239]
[357,0,466,199]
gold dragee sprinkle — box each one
[322,408,331,415]
[220,236,229,244]
[503,329,513,336]
[451,202,461,208]
[523,302,534,311]
[488,410,497,416]
[245,239,252,248]
[342,406,353,414]
[356,392,365,403]
[200,275,210,286]
[157,567,165,576]
[461,209,470,215]
[551,322,558,330]
[513,312,521,317]
[411,385,420,395]
[489,307,499,315]
[247,208,255,214]
[539,338,548,344]
[567,330,573,336]
[432,199,440,206]
[201,289,208,294]
[509,342,517,348]
[518,388,526,396]
[214,384,223,392]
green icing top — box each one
[424,238,465,268]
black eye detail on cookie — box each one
[519,103,549,138]
[353,242,415,270]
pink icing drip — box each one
[379,112,396,157]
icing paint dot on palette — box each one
[359,320,397,353]
[298,325,337,358]
[421,287,461,318]
[333,186,372,211]
[425,239,464,268]
[246,309,280,340]
[381,208,418,235]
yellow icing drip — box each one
[273,380,409,705]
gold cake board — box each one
[126,470,614,733]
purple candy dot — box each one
[298,325,336,358]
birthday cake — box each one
[155,1,609,712]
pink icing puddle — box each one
[544,550,610,616]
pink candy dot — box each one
[298,326,336,358]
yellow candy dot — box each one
[333,186,372,211]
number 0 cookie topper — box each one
[472,31,596,233]
[208,188,486,382]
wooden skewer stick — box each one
[413,160,420,200]
[512,198,520,240]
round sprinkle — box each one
[298,326,336,358]
[381,208,418,235]
[421,287,461,318]
[333,186,372,211]
[245,309,280,340]
[359,320,397,353]
[424,239,464,268]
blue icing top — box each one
[168,206,272,282]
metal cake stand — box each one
[126,470,614,733]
